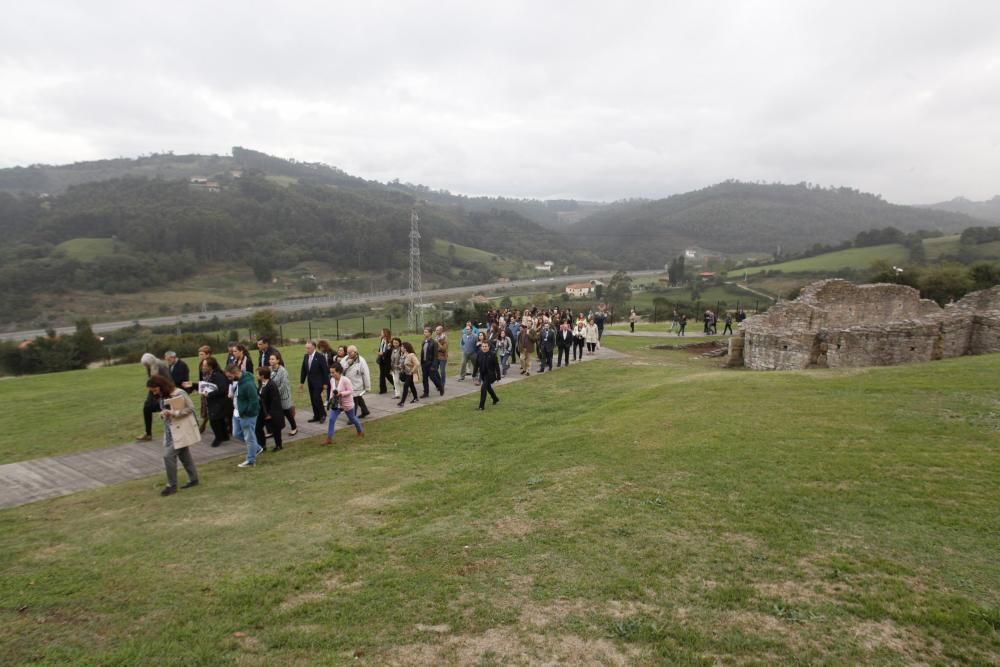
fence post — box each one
[279,324,284,345]
[362,316,366,338]
[389,315,392,333]
[336,319,340,340]
[308,322,312,341]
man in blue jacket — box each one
[458,324,478,381]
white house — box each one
[565,282,594,297]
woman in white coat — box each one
[585,317,600,355]
[341,345,372,418]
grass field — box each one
[1,339,997,664]
[53,237,120,262]
[739,244,910,277]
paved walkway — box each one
[0,347,625,510]
[603,329,735,338]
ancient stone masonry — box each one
[726,279,1000,370]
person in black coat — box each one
[555,324,573,368]
[256,367,286,451]
[300,340,329,423]
[256,337,277,372]
[475,341,501,410]
[165,351,194,394]
[536,323,555,373]
[200,357,231,447]
[419,326,444,397]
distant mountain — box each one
[921,196,1000,224]
[0,149,599,326]
[568,181,978,267]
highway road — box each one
[0,270,663,342]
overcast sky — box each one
[1,1,998,204]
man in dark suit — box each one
[555,324,573,367]
[256,337,277,371]
[164,351,194,393]
[475,341,501,410]
[419,326,444,397]
[300,340,329,423]
[537,323,555,373]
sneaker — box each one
[237,460,254,468]
[137,434,152,442]
[289,429,298,436]
[255,445,264,457]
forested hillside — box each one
[923,196,1000,224]
[0,169,588,325]
[568,181,976,267]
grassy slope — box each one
[0,340,997,665]
[740,244,910,277]
[53,238,119,262]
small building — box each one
[534,264,553,272]
[565,282,594,297]
[698,272,717,281]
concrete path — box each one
[603,329,736,338]
[0,347,625,510]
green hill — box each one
[570,181,976,267]
[739,244,910,276]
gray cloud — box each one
[1,0,998,203]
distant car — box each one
[531,279,536,282]
[548,277,554,281]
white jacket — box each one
[341,354,371,397]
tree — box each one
[71,319,104,365]
[250,256,272,283]
[668,255,686,285]
[918,265,973,305]
[604,270,633,309]
[499,296,513,309]
[249,310,278,340]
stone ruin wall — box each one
[728,280,1000,370]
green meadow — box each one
[1,338,997,665]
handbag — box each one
[327,391,341,411]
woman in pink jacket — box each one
[324,361,364,444]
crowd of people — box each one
[139,305,615,496]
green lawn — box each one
[739,244,910,277]
[1,343,997,664]
[54,237,119,262]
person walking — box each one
[496,328,512,376]
[300,340,329,424]
[556,322,573,367]
[458,324,477,381]
[375,328,394,395]
[573,318,586,360]
[518,321,536,375]
[324,362,364,443]
[585,317,599,355]
[199,356,231,447]
[723,313,734,335]
[146,374,199,496]
[255,337,277,371]
[389,336,404,400]
[678,313,687,336]
[629,309,638,333]
[267,351,297,436]
[435,325,449,389]
[138,352,171,441]
[475,341,501,410]
[537,322,555,373]
[341,345,372,418]
[227,363,262,468]
[398,341,421,406]
[256,367,285,452]
[419,326,444,397]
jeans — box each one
[233,415,261,463]
[327,408,363,437]
[459,351,476,379]
[437,359,447,387]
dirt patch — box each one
[277,575,359,612]
[382,628,636,666]
[414,623,451,633]
[753,580,835,606]
[489,516,535,539]
[519,598,659,629]
[852,619,943,664]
